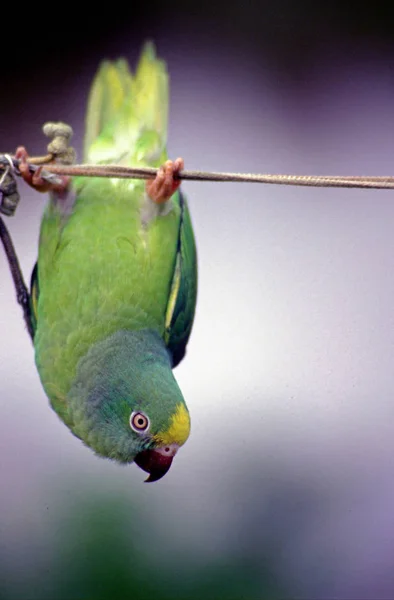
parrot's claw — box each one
[15,146,70,194]
[146,158,184,204]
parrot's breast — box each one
[34,178,181,415]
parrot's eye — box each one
[130,411,150,433]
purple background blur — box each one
[2,2,394,598]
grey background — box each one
[2,3,394,598]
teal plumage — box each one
[29,43,197,481]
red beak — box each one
[134,449,174,482]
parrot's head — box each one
[67,329,190,482]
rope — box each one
[2,156,394,190]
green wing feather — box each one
[30,262,39,336]
[164,192,197,367]
[30,198,64,338]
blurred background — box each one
[2,1,394,598]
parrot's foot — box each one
[15,146,70,194]
[146,158,184,204]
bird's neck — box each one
[70,328,172,401]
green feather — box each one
[84,41,168,167]
[165,192,198,366]
[31,43,197,474]
[67,329,187,461]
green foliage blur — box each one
[0,484,286,600]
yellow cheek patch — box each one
[154,403,190,447]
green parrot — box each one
[15,43,197,482]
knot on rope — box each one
[0,157,19,216]
[43,122,77,165]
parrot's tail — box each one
[83,42,169,167]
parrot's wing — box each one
[29,261,39,337]
[164,192,197,368]
[29,201,64,340]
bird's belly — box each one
[34,182,180,405]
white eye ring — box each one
[130,411,150,434]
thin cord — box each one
[0,217,34,339]
[3,155,394,190]
[37,164,394,189]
